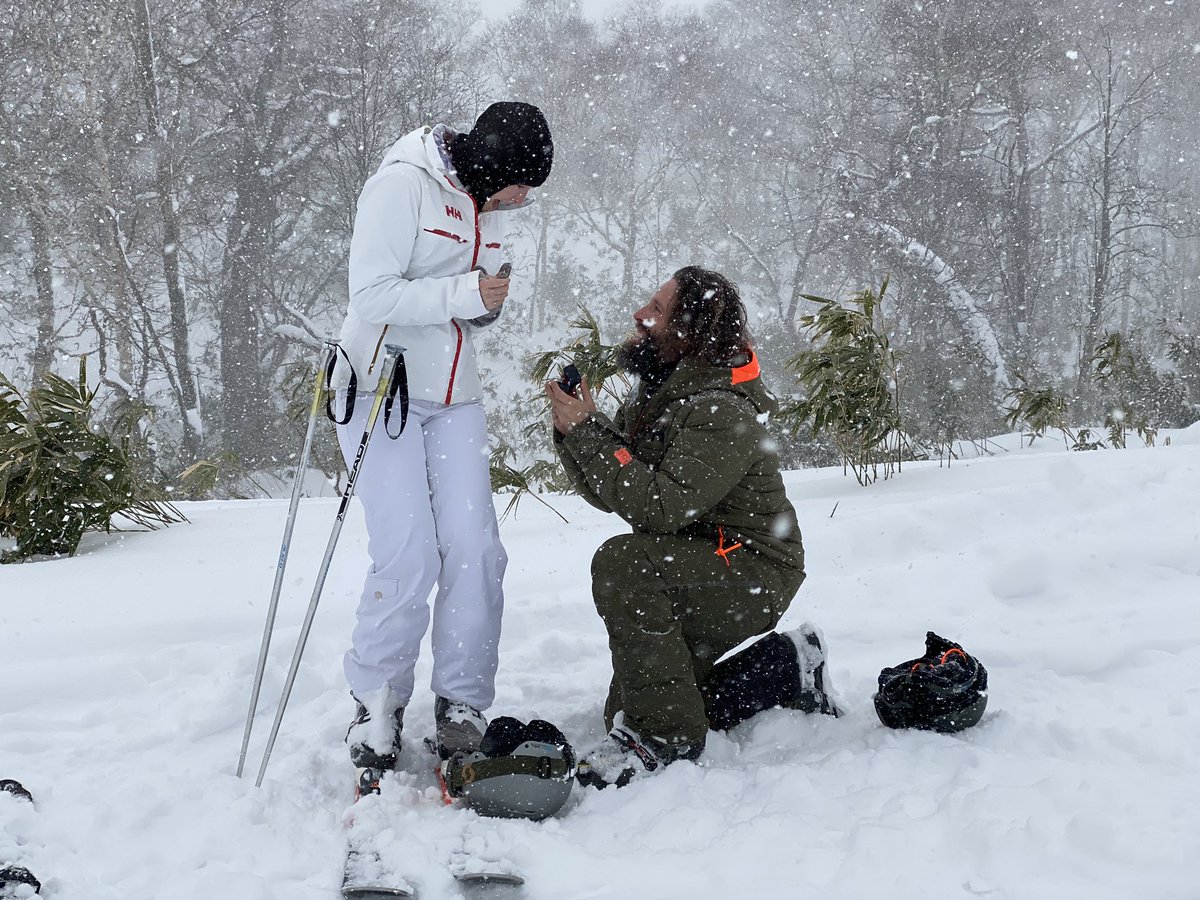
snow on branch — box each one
[280,303,324,340]
[273,323,323,350]
[868,221,1011,393]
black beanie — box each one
[448,102,554,208]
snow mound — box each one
[2,440,1198,898]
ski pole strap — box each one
[445,753,573,797]
[324,344,357,425]
[383,353,409,440]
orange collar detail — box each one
[731,351,760,385]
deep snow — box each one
[2,429,1199,899]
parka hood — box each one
[660,351,778,418]
[375,125,534,211]
[377,126,455,183]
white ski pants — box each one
[336,395,506,711]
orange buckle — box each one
[714,526,742,567]
[939,647,968,665]
[913,647,969,673]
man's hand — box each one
[479,273,510,311]
[546,376,597,435]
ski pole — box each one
[255,344,407,787]
[236,338,337,778]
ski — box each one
[341,847,525,900]
[452,867,526,899]
[448,819,527,899]
[342,769,416,900]
[0,782,32,805]
[342,845,415,900]
[0,865,42,898]
[0,780,41,897]
[339,743,537,900]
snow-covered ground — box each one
[3,429,1199,900]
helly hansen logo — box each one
[445,205,463,221]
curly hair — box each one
[667,266,752,365]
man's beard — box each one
[616,329,680,383]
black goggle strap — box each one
[324,344,358,425]
[447,752,573,796]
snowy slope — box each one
[2,431,1199,900]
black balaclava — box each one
[448,102,554,209]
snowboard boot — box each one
[785,623,842,717]
[576,723,703,790]
[346,698,404,798]
[434,696,488,761]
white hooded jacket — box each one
[334,125,517,403]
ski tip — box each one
[0,864,42,894]
[0,780,34,805]
[455,872,526,886]
[341,886,415,899]
[342,848,414,899]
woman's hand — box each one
[479,274,510,311]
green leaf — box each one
[779,282,902,485]
[0,361,185,563]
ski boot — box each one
[786,623,843,717]
[576,722,702,789]
[434,696,487,761]
[347,700,404,799]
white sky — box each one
[479,0,715,20]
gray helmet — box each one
[443,718,575,820]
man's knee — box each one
[591,533,652,587]
[591,533,662,621]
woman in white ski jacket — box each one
[334,102,553,783]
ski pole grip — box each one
[324,342,357,425]
[308,338,338,419]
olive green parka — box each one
[554,352,805,574]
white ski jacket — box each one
[334,125,519,403]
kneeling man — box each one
[547,266,838,789]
